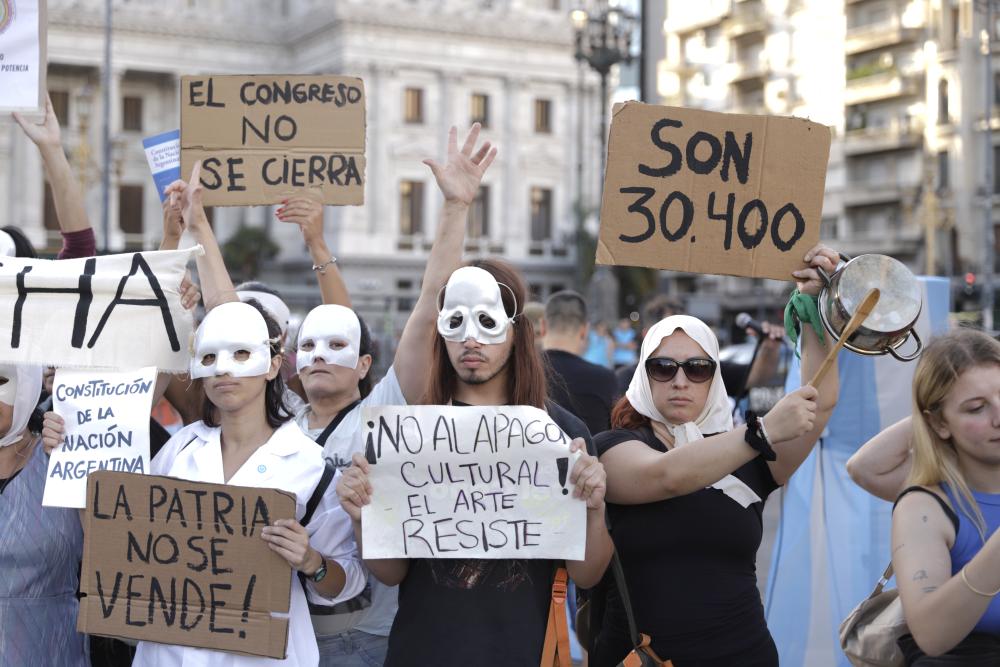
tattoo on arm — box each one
[913,570,929,581]
[892,543,905,555]
[921,586,938,594]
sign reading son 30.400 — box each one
[180,75,366,207]
[597,102,832,281]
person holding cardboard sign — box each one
[588,245,842,667]
[41,162,367,665]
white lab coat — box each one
[132,420,366,667]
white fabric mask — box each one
[626,315,761,508]
[190,302,273,379]
[0,363,43,447]
[296,305,362,372]
[238,289,291,336]
[0,230,16,258]
[437,266,513,345]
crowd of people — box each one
[3,95,1000,667]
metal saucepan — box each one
[817,253,923,362]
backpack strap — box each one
[302,457,336,527]
[539,567,572,667]
[313,399,363,449]
[894,485,960,535]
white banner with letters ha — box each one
[43,366,157,508]
[361,405,586,560]
[0,247,200,372]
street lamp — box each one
[571,2,638,179]
[570,2,638,320]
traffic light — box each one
[959,272,982,311]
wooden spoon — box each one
[808,287,881,388]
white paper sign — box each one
[361,405,586,560]
[0,0,45,112]
[0,247,200,372]
[43,366,157,508]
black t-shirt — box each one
[591,426,779,666]
[544,349,619,436]
[384,401,593,667]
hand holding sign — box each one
[337,452,372,523]
[276,193,324,246]
[423,123,498,206]
[568,438,606,511]
[41,411,64,456]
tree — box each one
[222,225,279,281]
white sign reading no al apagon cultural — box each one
[361,405,586,560]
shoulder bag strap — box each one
[314,399,363,449]
[611,550,643,649]
[539,567,572,667]
[868,562,895,599]
[301,457,336,527]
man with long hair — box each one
[337,136,613,666]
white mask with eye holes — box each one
[296,305,362,372]
[190,302,273,380]
[437,266,514,345]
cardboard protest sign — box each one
[0,247,200,372]
[597,102,832,281]
[43,366,157,508]
[79,471,296,659]
[0,0,46,112]
[361,405,586,560]
[143,129,181,202]
[180,75,366,207]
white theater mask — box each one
[190,302,273,380]
[436,266,514,345]
[296,305,362,372]
[0,364,17,406]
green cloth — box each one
[784,290,825,355]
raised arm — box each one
[847,417,913,502]
[393,123,497,403]
[164,162,237,310]
[14,94,94,258]
[764,244,841,485]
[892,490,1000,656]
[602,384,819,505]
[278,193,351,307]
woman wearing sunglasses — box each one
[588,245,842,667]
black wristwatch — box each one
[310,556,328,583]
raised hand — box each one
[12,94,62,149]
[277,193,324,246]
[423,123,498,206]
[765,385,819,443]
[792,244,841,297]
[163,162,209,234]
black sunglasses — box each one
[645,357,717,384]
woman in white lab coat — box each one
[42,162,367,664]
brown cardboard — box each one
[79,471,296,659]
[597,101,832,281]
[180,75,365,206]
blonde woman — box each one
[874,329,1000,663]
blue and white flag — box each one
[765,277,950,667]
[142,129,181,201]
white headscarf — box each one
[625,315,761,508]
[0,230,17,257]
[0,365,44,448]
